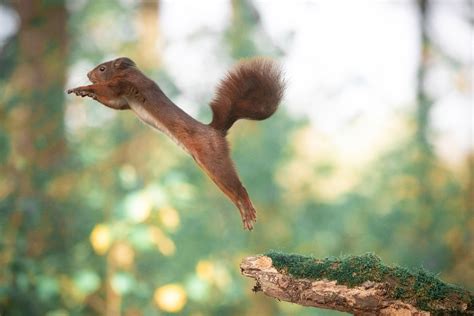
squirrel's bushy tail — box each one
[209,57,285,132]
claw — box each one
[238,199,256,231]
[242,216,255,231]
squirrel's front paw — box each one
[67,87,82,95]
[67,87,97,100]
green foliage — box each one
[266,251,474,313]
[0,127,9,164]
[225,0,259,59]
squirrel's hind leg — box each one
[192,145,257,230]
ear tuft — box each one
[113,57,136,70]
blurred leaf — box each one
[73,270,101,295]
[111,272,135,295]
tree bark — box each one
[0,1,68,313]
[240,255,465,315]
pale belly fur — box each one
[128,101,190,154]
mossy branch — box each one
[240,252,473,315]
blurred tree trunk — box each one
[0,0,68,312]
[415,0,433,152]
[227,0,260,59]
[6,0,68,176]
[135,0,161,70]
[414,0,436,224]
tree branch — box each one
[240,253,473,315]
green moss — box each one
[265,251,473,313]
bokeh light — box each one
[158,206,180,231]
[110,242,135,269]
[149,226,176,256]
[154,284,187,313]
[90,224,111,255]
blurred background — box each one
[0,0,472,315]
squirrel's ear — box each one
[113,57,136,70]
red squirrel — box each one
[67,57,284,230]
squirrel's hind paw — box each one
[240,202,257,231]
[243,218,256,231]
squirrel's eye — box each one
[99,66,105,72]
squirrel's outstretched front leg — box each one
[67,83,130,110]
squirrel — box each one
[67,57,285,230]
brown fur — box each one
[67,57,285,230]
[210,57,285,132]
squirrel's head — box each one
[87,57,136,83]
